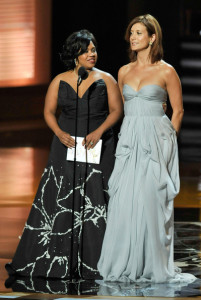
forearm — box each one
[171,110,184,134]
[96,110,123,135]
[44,111,62,136]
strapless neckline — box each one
[60,79,105,99]
[123,84,167,94]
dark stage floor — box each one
[0,147,201,299]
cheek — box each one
[78,55,86,63]
[141,37,148,43]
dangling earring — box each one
[74,58,78,67]
[149,41,153,46]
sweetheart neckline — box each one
[123,84,167,94]
[60,79,105,99]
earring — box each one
[74,58,78,66]
[149,41,153,46]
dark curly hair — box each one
[60,29,97,71]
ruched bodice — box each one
[115,84,176,166]
[98,84,196,284]
[123,84,167,117]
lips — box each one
[88,59,96,64]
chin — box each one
[88,64,96,69]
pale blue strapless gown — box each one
[98,84,195,283]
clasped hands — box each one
[57,129,102,150]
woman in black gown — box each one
[6,30,123,280]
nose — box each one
[89,51,95,56]
[130,33,135,40]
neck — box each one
[136,48,152,66]
[74,67,93,75]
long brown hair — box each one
[125,14,163,63]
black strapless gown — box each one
[6,79,115,280]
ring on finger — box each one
[90,141,94,145]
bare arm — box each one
[44,76,75,148]
[166,67,184,134]
[118,66,126,102]
[83,74,123,149]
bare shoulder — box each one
[45,73,65,100]
[93,68,117,85]
[48,72,66,88]
[52,71,72,85]
[118,63,133,77]
[158,60,178,78]
[158,60,181,92]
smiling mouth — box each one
[88,59,96,63]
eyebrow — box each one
[131,28,142,32]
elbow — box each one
[118,109,124,120]
[44,109,55,118]
[43,109,48,121]
[179,109,184,122]
[44,110,54,125]
[173,108,184,119]
[180,108,184,118]
[110,107,123,120]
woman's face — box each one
[130,22,154,52]
[77,41,97,70]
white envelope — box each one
[66,136,102,164]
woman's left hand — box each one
[82,129,103,150]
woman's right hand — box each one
[162,102,167,112]
[57,130,75,148]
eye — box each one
[91,47,96,53]
[137,31,141,35]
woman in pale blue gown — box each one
[98,14,196,283]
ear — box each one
[150,34,156,44]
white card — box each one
[66,136,102,164]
